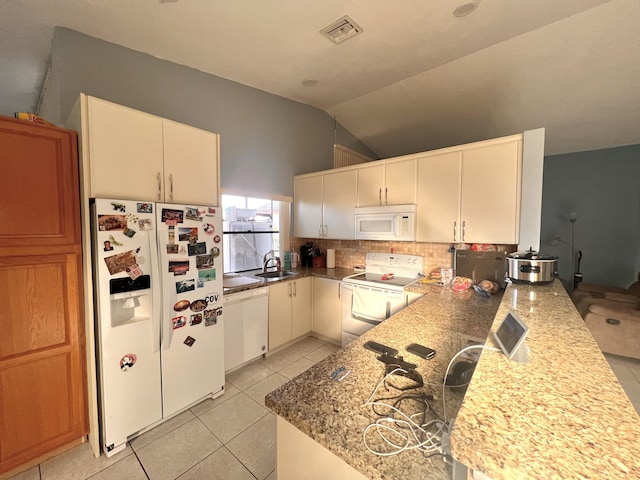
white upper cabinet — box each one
[383,157,417,206]
[460,139,522,244]
[162,119,219,206]
[356,163,384,207]
[87,96,164,201]
[321,169,357,239]
[416,136,522,244]
[357,158,416,206]
[84,95,219,205]
[416,151,462,243]
[293,175,324,238]
[293,169,357,239]
[294,133,525,244]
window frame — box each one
[221,189,291,274]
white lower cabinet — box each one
[224,288,269,372]
[312,277,342,343]
[268,277,312,350]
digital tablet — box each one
[493,311,529,360]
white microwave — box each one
[354,204,416,241]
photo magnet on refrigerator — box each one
[137,203,153,213]
[172,316,187,329]
[120,353,137,371]
[190,313,202,326]
[178,227,198,243]
[184,336,196,347]
[185,207,201,221]
[139,219,152,231]
[190,299,208,312]
[126,263,143,280]
[108,234,123,246]
[199,269,216,282]
[161,208,184,224]
[204,307,222,326]
[125,213,139,224]
[188,242,206,256]
[98,215,127,231]
[176,279,195,294]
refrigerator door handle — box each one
[157,228,174,349]
[150,225,162,353]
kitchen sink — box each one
[253,270,299,280]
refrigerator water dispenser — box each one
[109,275,152,327]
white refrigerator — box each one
[91,198,225,456]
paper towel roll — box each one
[326,249,336,269]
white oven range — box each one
[341,253,423,346]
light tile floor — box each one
[8,340,640,480]
[9,336,339,480]
[604,353,640,414]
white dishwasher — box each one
[223,287,269,372]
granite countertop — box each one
[223,266,353,295]
[450,280,640,479]
[266,279,640,479]
[266,285,503,480]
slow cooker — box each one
[507,250,558,284]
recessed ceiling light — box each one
[320,15,363,44]
[301,79,318,87]
[453,1,480,17]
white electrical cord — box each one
[362,345,503,457]
[363,368,448,456]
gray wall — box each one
[41,28,377,197]
[540,144,640,287]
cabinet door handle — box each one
[453,221,457,242]
[462,220,466,242]
[385,187,388,205]
[378,188,382,205]
[157,172,162,200]
[288,283,292,297]
[338,283,341,299]
[323,225,328,237]
[319,224,323,237]
[293,281,297,297]
[169,174,174,201]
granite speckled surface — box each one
[266,284,502,480]
[450,280,640,479]
[223,266,353,294]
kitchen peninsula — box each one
[266,280,640,479]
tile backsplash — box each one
[291,238,515,276]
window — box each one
[222,193,290,273]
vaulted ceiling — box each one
[2,0,638,157]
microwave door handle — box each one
[393,215,399,237]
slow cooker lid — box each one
[508,249,558,261]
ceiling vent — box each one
[320,15,363,44]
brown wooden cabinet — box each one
[0,115,88,475]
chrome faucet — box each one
[263,250,280,272]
